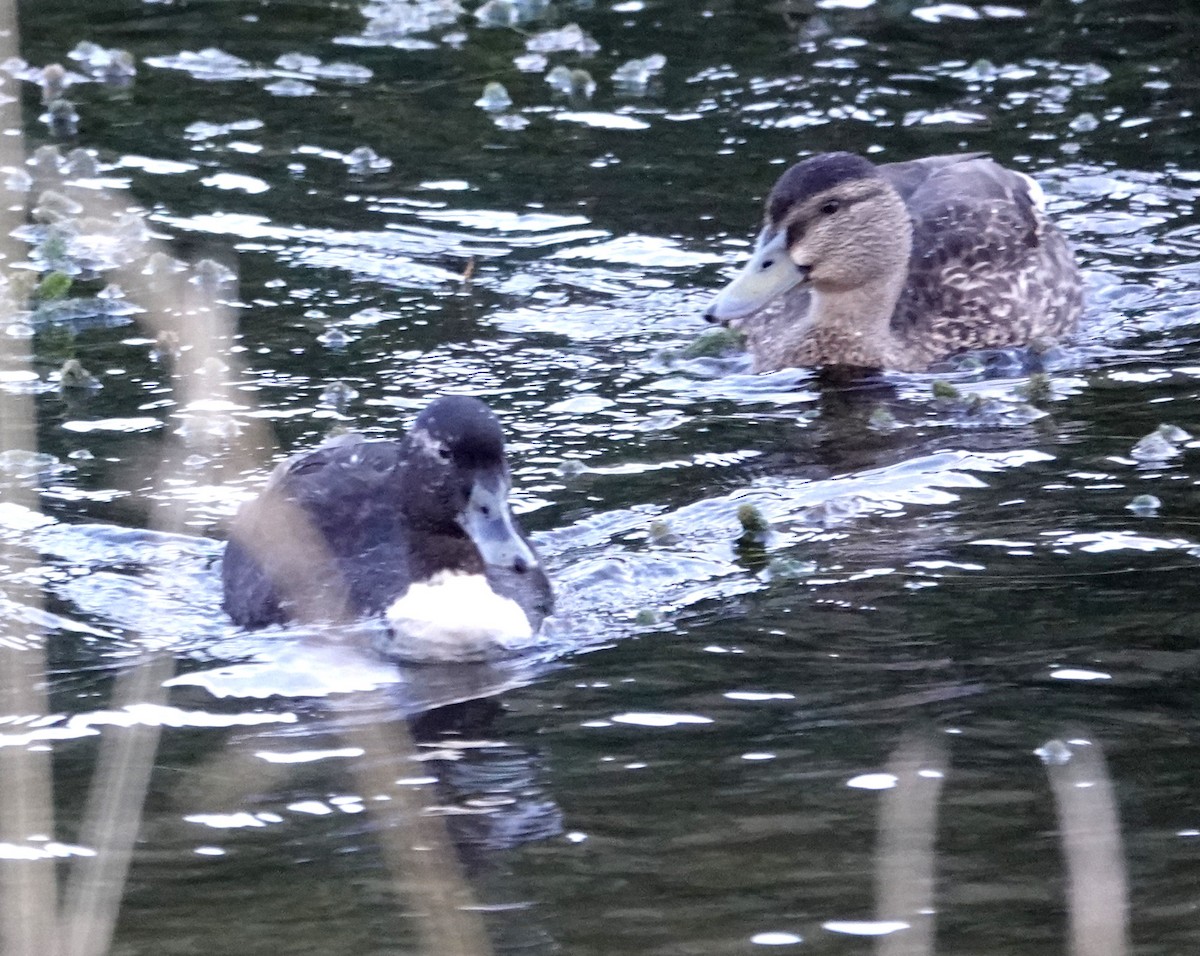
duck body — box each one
[221,396,553,661]
[704,152,1083,372]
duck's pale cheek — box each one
[383,572,537,663]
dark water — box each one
[3,0,1200,953]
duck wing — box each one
[878,153,987,202]
[222,435,412,625]
[889,158,1080,354]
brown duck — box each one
[703,152,1083,372]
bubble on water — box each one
[1126,494,1161,516]
[275,53,373,81]
[1075,63,1111,86]
[5,167,32,192]
[143,251,188,278]
[344,146,393,174]
[476,81,513,111]
[0,449,75,481]
[31,144,66,180]
[318,327,352,348]
[69,42,136,82]
[1035,739,1072,765]
[191,259,237,295]
[546,66,596,98]
[144,48,268,81]
[956,58,999,82]
[276,52,320,72]
[526,24,600,54]
[357,0,464,42]
[1130,429,1181,463]
[58,359,101,391]
[515,52,548,72]
[64,148,100,178]
[476,0,518,26]
[265,79,316,97]
[912,3,980,23]
[40,63,67,103]
[494,113,530,131]
[42,99,79,137]
[823,921,910,937]
[32,189,83,223]
[1156,423,1191,443]
[319,380,359,408]
[611,54,666,89]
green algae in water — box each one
[735,503,771,571]
[867,405,897,431]
[647,518,680,546]
[737,503,768,536]
[931,379,961,400]
[1015,373,1052,403]
[36,271,72,301]
[680,327,746,359]
[58,358,99,390]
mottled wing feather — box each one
[890,159,1081,359]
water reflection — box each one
[2,0,1200,952]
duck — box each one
[221,395,553,662]
[702,151,1083,372]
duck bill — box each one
[704,230,805,324]
[459,473,539,572]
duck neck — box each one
[807,270,908,367]
[406,529,484,582]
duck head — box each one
[704,152,913,324]
[400,395,539,576]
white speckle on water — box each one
[553,111,650,131]
[823,920,911,936]
[847,773,898,790]
[287,801,333,816]
[751,931,803,946]
[62,417,161,434]
[201,173,270,194]
[184,812,269,829]
[1050,668,1111,681]
[610,712,713,728]
[254,748,364,764]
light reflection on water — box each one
[2,0,1200,952]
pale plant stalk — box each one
[0,0,60,953]
[875,730,946,956]
[1044,738,1129,956]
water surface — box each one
[3,0,1200,953]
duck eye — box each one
[437,446,452,461]
[820,199,840,216]
[761,258,775,270]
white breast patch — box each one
[383,571,537,663]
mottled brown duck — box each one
[703,151,1083,372]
